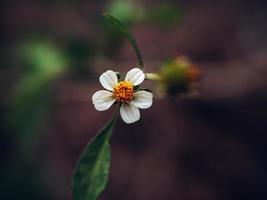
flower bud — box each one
[159,55,201,96]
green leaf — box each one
[72,116,117,200]
[103,14,144,68]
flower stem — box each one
[145,73,161,81]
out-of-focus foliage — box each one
[106,1,181,27]
[66,38,96,76]
[15,40,66,94]
[105,0,144,25]
[8,40,68,149]
[146,3,182,27]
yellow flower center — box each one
[113,81,134,102]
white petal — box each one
[125,68,145,86]
[92,90,115,111]
[120,103,140,124]
[99,70,118,91]
[131,90,153,109]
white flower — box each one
[92,68,153,124]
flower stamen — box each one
[113,81,134,102]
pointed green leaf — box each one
[72,117,117,200]
[103,14,144,68]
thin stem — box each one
[134,44,144,68]
[145,73,161,81]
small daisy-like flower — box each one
[92,68,153,124]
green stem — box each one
[135,45,144,68]
[145,73,161,81]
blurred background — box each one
[1,0,267,199]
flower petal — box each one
[99,70,118,91]
[92,90,115,111]
[120,103,140,124]
[125,68,145,86]
[131,90,153,109]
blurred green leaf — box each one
[14,40,67,101]
[18,40,66,75]
[66,38,96,76]
[72,116,117,200]
[8,40,68,149]
[103,14,144,68]
[147,3,182,27]
[106,0,144,25]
